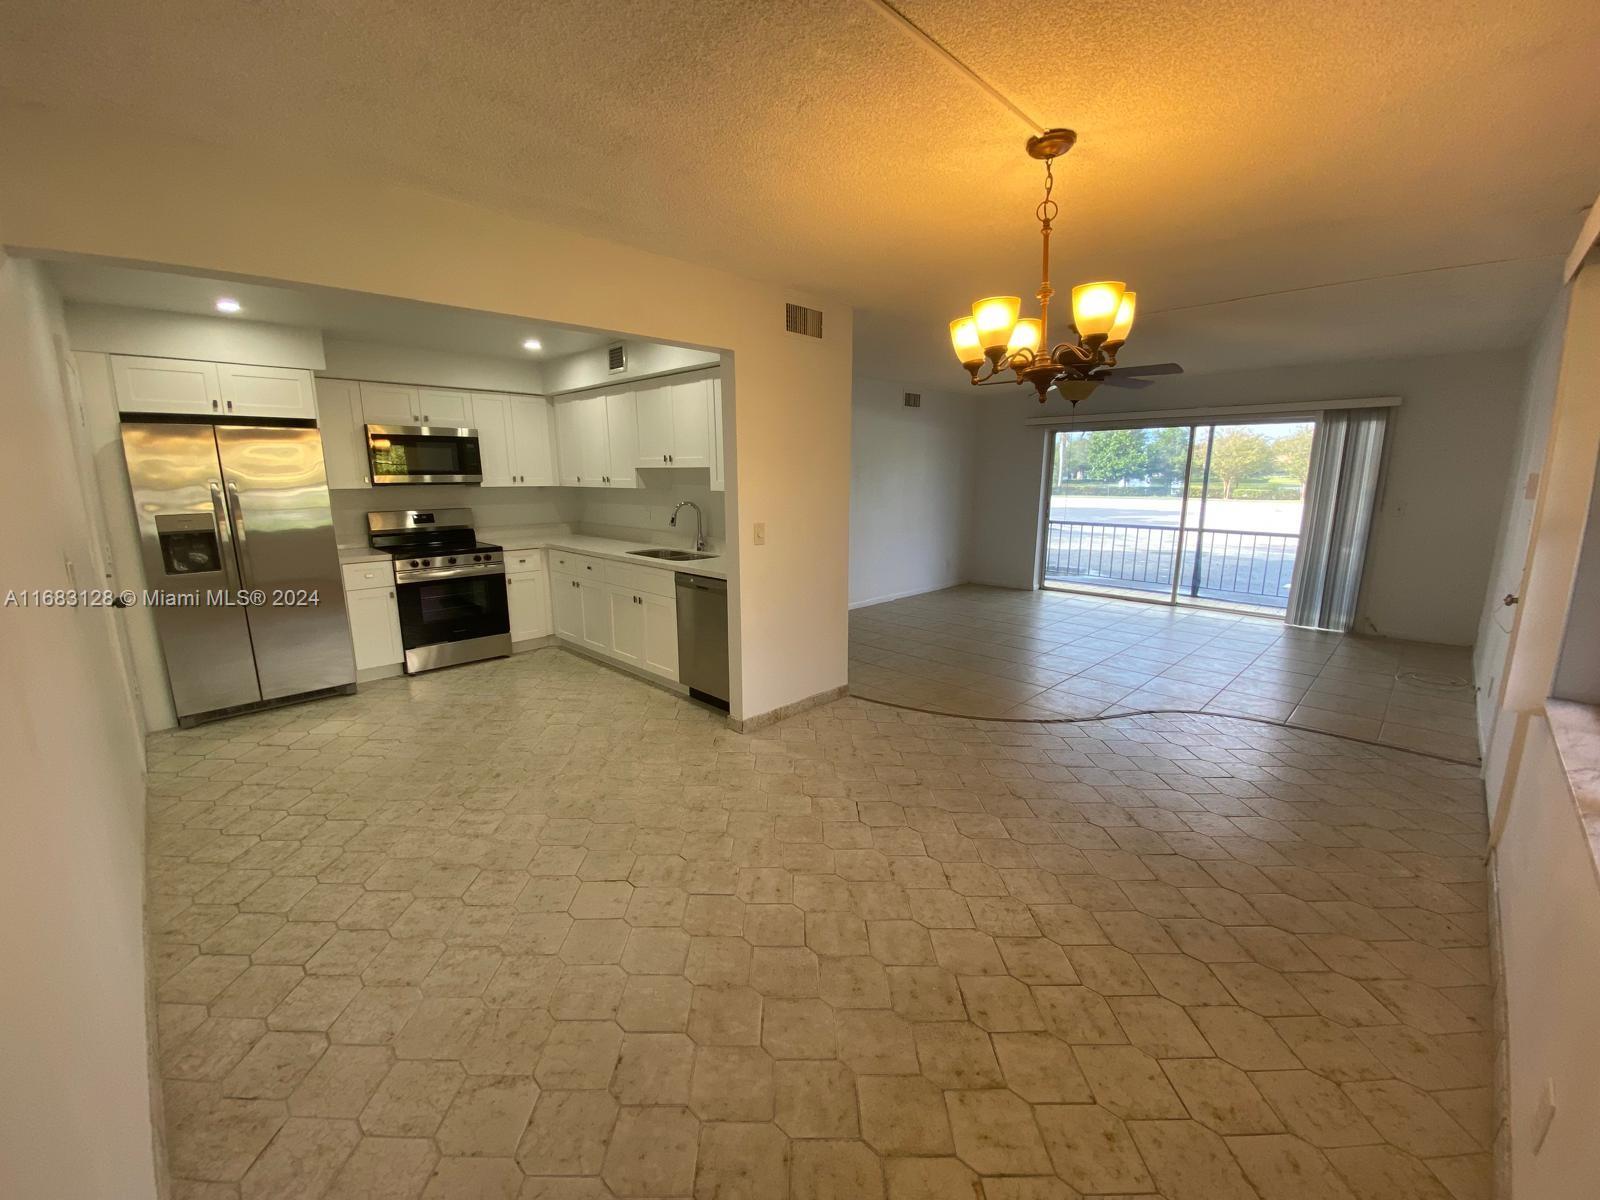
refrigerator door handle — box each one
[225,480,253,586]
[209,480,244,590]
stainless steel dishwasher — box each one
[675,572,729,709]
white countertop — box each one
[337,532,729,580]
[482,528,730,580]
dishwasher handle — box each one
[675,573,726,593]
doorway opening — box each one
[1042,419,1315,615]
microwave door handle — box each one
[225,480,253,587]
[209,481,243,589]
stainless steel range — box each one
[367,509,510,674]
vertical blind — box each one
[1286,408,1389,631]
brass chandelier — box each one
[950,128,1181,403]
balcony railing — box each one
[1043,520,1299,609]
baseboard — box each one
[556,640,689,697]
[730,683,849,732]
[849,579,967,609]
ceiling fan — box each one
[948,128,1183,404]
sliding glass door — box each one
[1043,419,1315,614]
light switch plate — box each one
[753,522,766,546]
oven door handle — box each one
[396,564,506,584]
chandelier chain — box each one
[1037,155,1059,227]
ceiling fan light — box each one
[949,317,984,366]
[1106,291,1136,344]
[1006,318,1042,356]
[1071,281,1125,339]
[972,296,1022,350]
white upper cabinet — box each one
[634,373,712,469]
[472,392,556,487]
[359,382,420,426]
[217,363,317,419]
[315,378,370,489]
[604,391,638,487]
[470,393,515,487]
[554,396,586,486]
[634,383,673,465]
[710,375,725,493]
[509,396,557,485]
[111,355,317,420]
[358,383,471,427]
[112,356,222,416]
[555,391,632,487]
[416,388,471,427]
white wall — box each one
[1478,266,1600,803]
[968,349,1524,645]
[1,107,853,723]
[1492,713,1600,1199]
[543,339,720,393]
[0,255,157,1197]
[322,336,543,393]
[65,301,325,367]
[850,377,979,607]
[1464,258,1600,1200]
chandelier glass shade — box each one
[951,128,1174,404]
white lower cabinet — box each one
[641,592,679,679]
[551,572,584,640]
[579,578,613,655]
[342,561,403,674]
[548,551,681,682]
[608,584,646,668]
[506,564,551,642]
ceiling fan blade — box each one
[1100,362,1184,378]
[1095,374,1153,389]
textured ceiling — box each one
[3,0,1597,386]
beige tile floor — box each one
[851,586,1482,763]
[148,647,1493,1200]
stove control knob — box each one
[447,556,457,565]
[409,559,420,568]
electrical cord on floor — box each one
[849,692,1481,768]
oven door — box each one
[394,569,510,666]
[367,423,483,485]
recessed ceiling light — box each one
[521,337,542,352]
[215,297,242,314]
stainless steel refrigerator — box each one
[120,419,355,726]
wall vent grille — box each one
[785,303,823,338]
[607,343,627,373]
[903,393,922,408]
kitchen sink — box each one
[629,548,715,561]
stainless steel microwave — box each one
[365,423,483,485]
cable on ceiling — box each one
[860,0,1045,134]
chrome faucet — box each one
[670,500,706,552]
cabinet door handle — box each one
[211,397,219,410]
[226,400,234,412]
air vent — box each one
[607,343,627,373]
[785,303,823,338]
[903,392,922,408]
